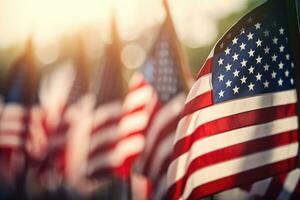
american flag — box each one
[167,1,299,199]
[241,168,300,200]
[0,39,39,187]
[132,8,191,198]
[40,39,90,187]
[86,19,125,179]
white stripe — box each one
[119,111,149,136]
[185,74,211,104]
[92,102,121,127]
[143,94,184,159]
[168,116,298,186]
[277,168,300,200]
[176,89,297,142]
[179,143,298,200]
[149,133,174,179]
[89,125,118,153]
[87,135,145,175]
[0,134,22,147]
[123,85,153,112]
[250,177,273,197]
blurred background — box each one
[0,0,263,76]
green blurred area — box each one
[186,0,263,75]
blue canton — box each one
[212,5,296,103]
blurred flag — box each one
[40,38,90,189]
[129,1,192,199]
[0,39,39,188]
[86,18,125,179]
[167,0,299,199]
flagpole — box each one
[162,0,193,93]
[285,0,300,167]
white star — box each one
[278,62,284,69]
[263,63,270,71]
[240,43,246,50]
[248,66,254,74]
[233,85,240,94]
[263,80,270,88]
[218,74,224,81]
[240,76,247,84]
[218,90,225,98]
[279,27,284,35]
[279,45,285,52]
[233,69,240,77]
[256,55,262,64]
[272,54,277,62]
[291,78,294,85]
[254,22,261,29]
[225,80,232,87]
[218,58,224,65]
[240,27,245,34]
[285,70,289,77]
[232,53,239,61]
[225,64,232,71]
[286,54,290,60]
[264,46,270,54]
[278,78,283,86]
[225,48,231,55]
[247,32,254,40]
[291,62,295,68]
[248,49,255,57]
[256,39,262,47]
[271,71,277,79]
[263,29,270,37]
[248,82,255,91]
[232,37,238,44]
[241,59,247,67]
[255,73,262,81]
[273,37,278,44]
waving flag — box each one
[167,0,299,199]
[241,168,300,200]
[130,2,192,199]
[86,18,125,179]
[39,38,90,188]
[0,39,39,187]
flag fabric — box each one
[167,1,299,199]
[131,15,191,199]
[241,168,300,200]
[0,39,39,187]
[86,21,125,179]
[39,40,90,189]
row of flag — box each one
[0,0,299,199]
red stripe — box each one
[92,117,120,135]
[173,103,297,159]
[168,130,298,200]
[181,91,213,118]
[142,116,179,174]
[196,58,213,79]
[184,158,297,200]
[88,131,142,159]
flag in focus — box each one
[167,0,300,199]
